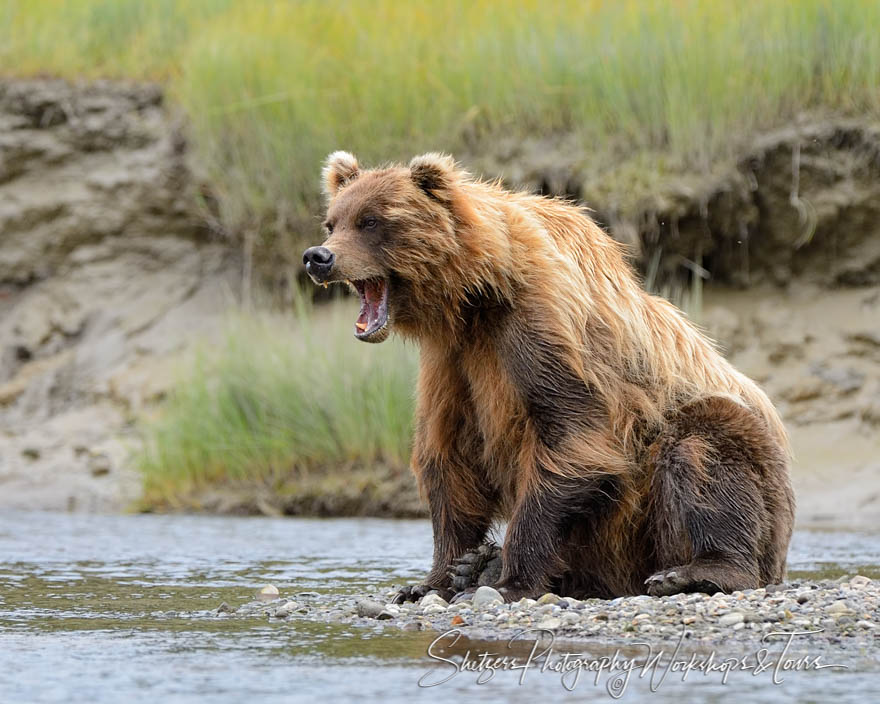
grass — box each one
[137,296,420,512]
[4,0,880,262]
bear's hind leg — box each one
[644,397,793,597]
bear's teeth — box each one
[356,321,367,331]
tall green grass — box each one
[137,298,418,505]
[4,0,880,255]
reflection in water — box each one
[0,512,877,703]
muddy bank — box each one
[701,284,880,530]
[0,79,239,511]
[157,464,425,519]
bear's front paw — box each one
[446,542,503,592]
[392,584,446,604]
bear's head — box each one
[304,151,487,343]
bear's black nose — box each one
[303,246,335,282]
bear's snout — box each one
[303,246,335,283]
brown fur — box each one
[309,152,795,601]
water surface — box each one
[0,512,877,703]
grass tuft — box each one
[137,296,418,509]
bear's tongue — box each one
[355,279,387,335]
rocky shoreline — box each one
[216,577,879,655]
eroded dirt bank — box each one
[0,80,239,511]
[0,79,877,526]
[473,118,880,290]
[702,284,880,529]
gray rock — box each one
[272,601,299,618]
[256,585,280,602]
[472,586,504,608]
[536,593,560,606]
[419,593,449,608]
[355,599,387,619]
[561,611,581,626]
[718,612,745,626]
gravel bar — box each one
[217,575,878,653]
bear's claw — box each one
[392,584,440,604]
[644,566,721,597]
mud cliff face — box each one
[0,80,237,511]
[471,120,880,290]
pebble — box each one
[272,601,299,618]
[826,600,851,614]
[256,585,280,602]
[561,611,581,626]
[718,612,745,626]
[422,604,447,615]
[419,593,449,608]
[536,617,562,630]
[355,599,386,619]
[472,586,504,608]
[536,593,560,605]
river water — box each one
[0,511,877,703]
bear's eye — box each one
[361,216,379,231]
[323,221,334,234]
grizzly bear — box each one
[304,151,795,602]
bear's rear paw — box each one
[446,542,503,593]
[644,566,722,597]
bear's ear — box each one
[409,153,457,201]
[322,151,360,198]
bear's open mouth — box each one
[351,278,389,342]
